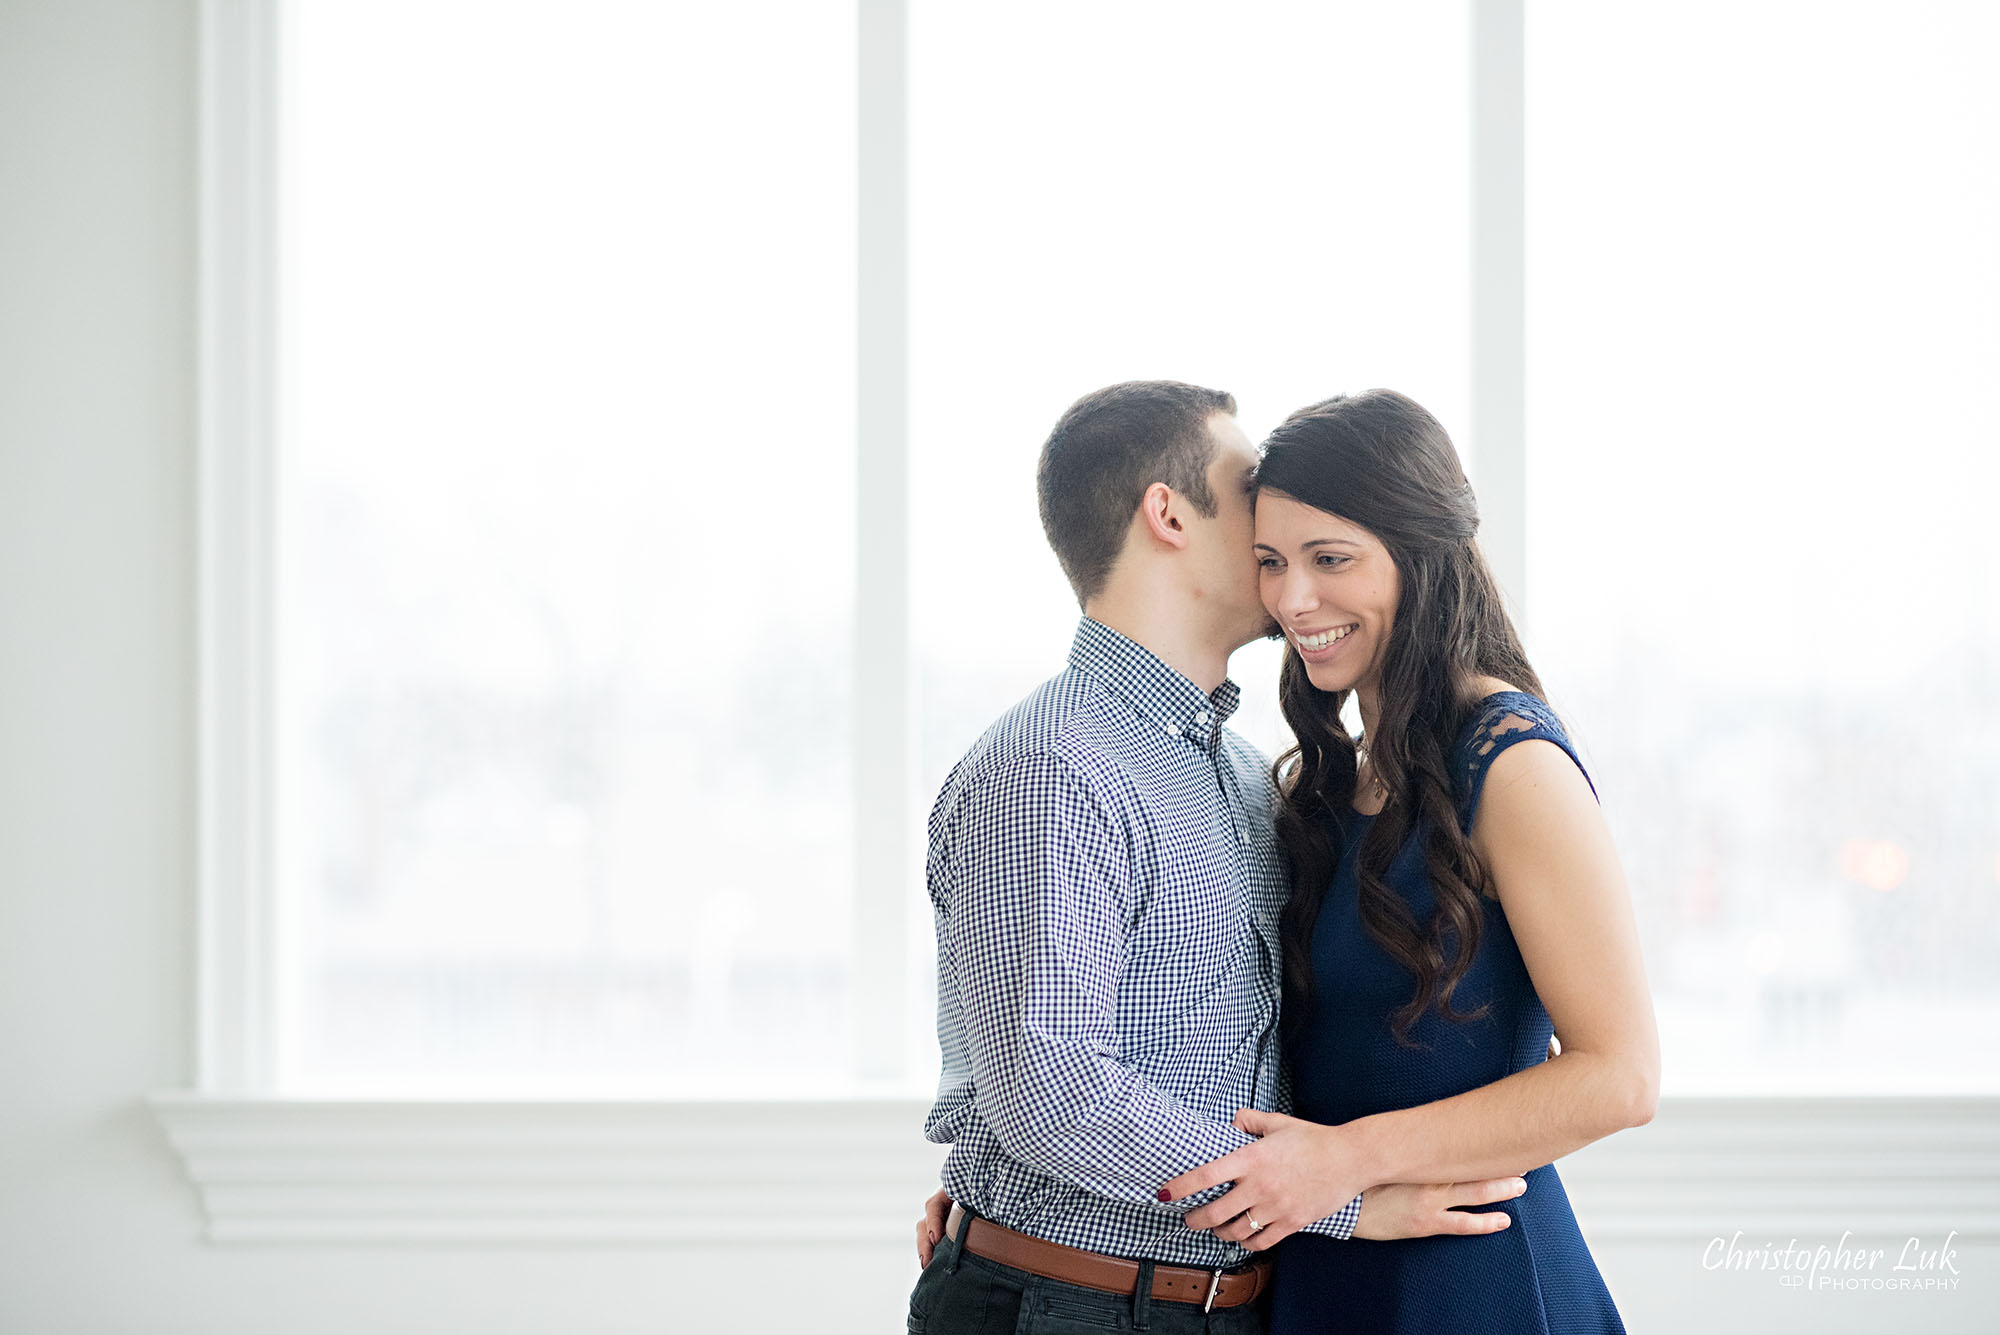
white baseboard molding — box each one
[146,1092,2000,1245]
[1561,1095,2000,1242]
[146,1092,951,1244]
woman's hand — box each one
[915,1187,953,1267]
[1160,1108,1373,1251]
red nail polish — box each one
[1157,1188,1172,1202]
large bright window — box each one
[275,0,858,1092]
[242,0,1995,1099]
[1525,1,2000,1091]
[909,0,1471,784]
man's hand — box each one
[1353,1178,1526,1240]
[915,1188,953,1268]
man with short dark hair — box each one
[1037,380,1240,606]
[906,382,1520,1332]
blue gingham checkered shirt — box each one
[923,617,1362,1267]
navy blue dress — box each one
[1269,692,1626,1334]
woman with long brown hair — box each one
[1164,389,1658,1332]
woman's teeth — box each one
[1297,625,1356,651]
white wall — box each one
[1,3,1992,1332]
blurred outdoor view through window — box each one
[276,0,1996,1096]
[277,0,860,1092]
[1521,3,2000,1091]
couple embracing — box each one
[906,382,1659,1334]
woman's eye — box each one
[1257,557,1281,570]
[1315,553,1348,568]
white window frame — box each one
[149,0,1999,1248]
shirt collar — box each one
[1068,617,1241,750]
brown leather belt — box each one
[944,1204,1272,1311]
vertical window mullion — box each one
[197,0,283,1094]
[1471,0,1528,624]
[854,0,913,1083]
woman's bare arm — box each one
[1167,737,1660,1248]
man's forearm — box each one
[977,1050,1254,1209]
[985,1078,1361,1240]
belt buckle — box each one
[1203,1268,1224,1314]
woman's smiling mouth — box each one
[1292,623,1358,653]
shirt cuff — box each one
[1328,1190,1362,1239]
[1298,1191,1363,1240]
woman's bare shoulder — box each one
[1467,674,1527,702]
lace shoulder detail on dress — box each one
[1454,692,1598,828]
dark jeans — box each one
[905,1212,1269,1335]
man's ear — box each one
[1137,481,1190,551]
